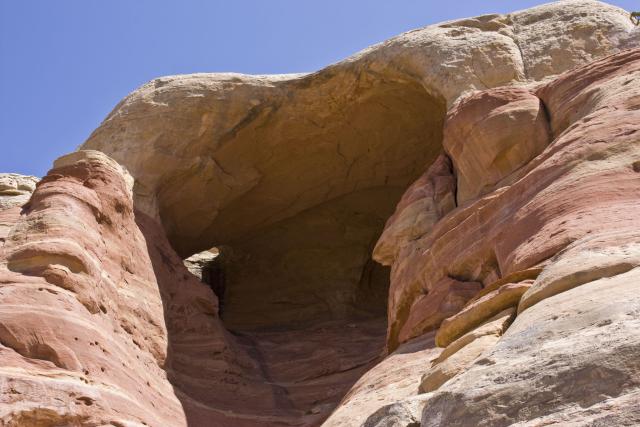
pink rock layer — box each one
[384,49,640,352]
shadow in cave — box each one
[135,211,263,426]
[135,75,447,425]
[137,202,395,426]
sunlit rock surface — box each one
[1,1,639,426]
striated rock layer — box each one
[0,151,384,426]
[1,1,640,426]
[340,48,640,426]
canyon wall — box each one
[1,1,639,426]
[330,47,640,427]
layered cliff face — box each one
[1,1,640,426]
[336,48,640,427]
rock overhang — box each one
[1,1,637,425]
[79,0,638,336]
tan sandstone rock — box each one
[373,155,455,266]
[183,248,220,280]
[81,0,636,340]
[362,394,431,427]
[433,307,515,366]
[0,173,38,210]
[419,309,514,393]
[422,267,640,426]
[435,280,532,347]
[322,332,441,427]
[519,236,640,313]
[420,334,500,394]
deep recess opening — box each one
[166,77,446,425]
[183,247,228,316]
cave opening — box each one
[167,77,447,425]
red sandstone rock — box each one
[410,49,640,425]
[373,155,456,266]
[385,50,640,352]
[0,151,272,426]
[444,87,551,204]
[0,151,388,426]
[2,4,640,426]
[0,151,186,425]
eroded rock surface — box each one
[0,151,190,425]
[374,48,640,425]
[0,151,384,426]
[81,1,636,336]
[1,1,639,426]
[0,174,38,245]
[443,88,551,204]
[0,174,38,210]
[323,333,441,427]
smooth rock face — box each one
[1,2,640,427]
[443,88,551,204]
[420,334,499,394]
[519,239,640,313]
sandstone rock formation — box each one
[1,1,640,426]
[442,88,551,204]
[386,47,640,426]
[372,155,456,266]
[0,174,38,245]
[0,174,38,211]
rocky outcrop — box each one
[81,1,636,335]
[0,174,38,245]
[183,248,219,281]
[419,309,514,393]
[376,47,640,425]
[1,1,640,426]
[0,151,186,425]
[373,155,456,266]
[422,268,640,426]
[443,88,551,204]
[0,174,38,211]
[435,281,531,347]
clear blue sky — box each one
[1,1,635,177]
